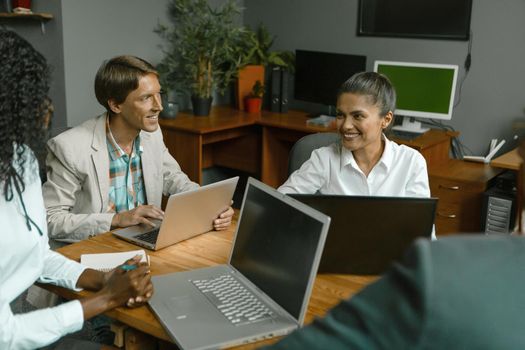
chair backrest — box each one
[288,132,340,175]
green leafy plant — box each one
[236,23,295,73]
[248,80,265,98]
[155,0,245,99]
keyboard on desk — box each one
[192,274,275,326]
[391,129,423,140]
[133,228,160,244]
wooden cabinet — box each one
[390,131,504,235]
[429,159,503,235]
[392,129,458,170]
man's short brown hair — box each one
[94,55,158,112]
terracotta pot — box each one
[236,65,265,111]
[244,97,262,113]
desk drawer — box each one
[430,177,484,235]
[431,178,486,194]
[434,202,481,235]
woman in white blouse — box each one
[0,29,153,350]
[278,72,430,198]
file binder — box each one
[271,67,281,112]
[280,70,289,113]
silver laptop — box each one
[112,176,239,251]
[148,177,330,350]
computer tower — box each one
[481,171,517,233]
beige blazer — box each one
[43,113,198,242]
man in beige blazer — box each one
[43,56,233,242]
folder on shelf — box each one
[280,69,289,113]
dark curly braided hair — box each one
[0,29,49,203]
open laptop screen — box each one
[230,183,325,321]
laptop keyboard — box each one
[133,228,160,244]
[192,274,274,325]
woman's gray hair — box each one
[337,72,396,116]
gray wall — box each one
[61,0,170,127]
[1,0,171,132]
[244,0,525,156]
[6,0,522,155]
[0,1,67,132]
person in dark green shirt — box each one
[266,234,525,349]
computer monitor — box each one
[295,50,366,108]
[374,60,459,134]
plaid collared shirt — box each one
[106,117,146,213]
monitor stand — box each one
[392,116,430,136]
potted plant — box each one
[155,0,244,116]
[244,80,265,113]
[234,24,295,110]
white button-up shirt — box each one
[279,136,435,239]
[278,136,430,197]
[1,148,87,349]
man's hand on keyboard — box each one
[111,205,164,229]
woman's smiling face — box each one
[336,92,392,152]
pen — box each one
[121,264,137,271]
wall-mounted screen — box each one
[358,0,473,41]
[294,50,366,107]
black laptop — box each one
[288,194,437,275]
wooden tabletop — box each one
[46,214,377,348]
[159,106,336,134]
[491,148,523,171]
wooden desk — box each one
[160,106,456,188]
[491,148,523,232]
[45,215,377,349]
[159,106,335,187]
[162,107,496,234]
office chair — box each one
[288,132,339,175]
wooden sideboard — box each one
[429,160,503,235]
[159,106,502,235]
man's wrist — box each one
[111,213,120,228]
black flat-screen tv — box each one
[294,50,367,107]
[358,0,473,41]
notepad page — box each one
[80,249,148,272]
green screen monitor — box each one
[374,60,458,134]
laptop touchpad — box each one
[165,296,196,319]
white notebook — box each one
[80,249,148,272]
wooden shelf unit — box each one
[0,12,53,20]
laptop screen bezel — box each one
[227,177,330,325]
